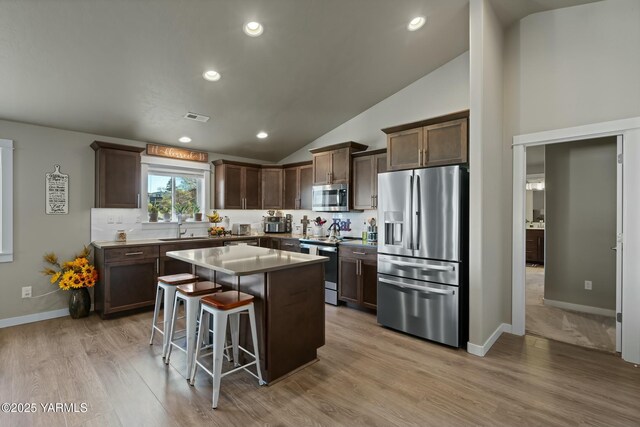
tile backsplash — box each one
[91,208,377,242]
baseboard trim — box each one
[467,323,512,357]
[0,305,94,329]
[543,298,615,317]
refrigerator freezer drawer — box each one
[378,254,459,286]
[377,274,459,347]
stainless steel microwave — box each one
[312,183,349,212]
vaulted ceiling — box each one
[0,0,599,161]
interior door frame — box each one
[511,117,640,364]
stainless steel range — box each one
[299,237,340,305]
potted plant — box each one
[193,203,203,221]
[158,196,172,221]
[42,246,97,319]
[148,201,159,222]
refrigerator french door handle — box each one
[387,260,455,271]
[407,175,414,250]
[378,277,455,295]
[414,175,421,251]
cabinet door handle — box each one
[353,251,366,255]
[418,148,422,165]
[137,194,141,209]
[125,251,144,256]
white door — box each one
[616,136,623,353]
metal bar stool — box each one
[165,281,223,378]
[189,291,265,408]
[149,273,198,358]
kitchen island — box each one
[167,245,328,383]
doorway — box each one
[524,139,617,352]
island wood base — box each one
[196,262,325,383]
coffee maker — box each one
[264,216,286,233]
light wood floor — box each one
[526,266,616,352]
[1,305,639,427]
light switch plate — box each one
[584,280,593,290]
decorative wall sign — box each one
[146,144,209,163]
[46,165,69,215]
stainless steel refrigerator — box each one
[377,165,468,347]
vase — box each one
[149,212,158,222]
[195,213,203,221]
[69,288,91,319]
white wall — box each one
[503,0,640,361]
[505,0,640,137]
[0,119,264,323]
[468,0,508,353]
[279,52,470,163]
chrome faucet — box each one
[177,214,187,239]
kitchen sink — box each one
[158,237,210,242]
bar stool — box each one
[149,273,198,358]
[165,281,223,378]
[189,291,266,409]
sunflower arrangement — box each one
[42,246,98,291]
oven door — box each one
[312,184,348,212]
[300,244,339,305]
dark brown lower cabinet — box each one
[159,240,224,276]
[526,229,544,264]
[94,245,159,318]
[279,238,301,253]
[338,246,378,310]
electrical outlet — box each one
[107,216,115,224]
[116,215,123,224]
[136,215,141,223]
[585,280,593,290]
[22,286,32,298]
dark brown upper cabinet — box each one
[283,162,313,210]
[91,141,145,208]
[261,167,284,209]
[213,160,261,209]
[352,149,387,210]
[382,111,469,171]
[310,142,367,185]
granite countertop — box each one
[338,239,378,249]
[166,245,328,276]
[91,234,376,250]
[92,233,299,249]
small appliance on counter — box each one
[231,223,251,236]
[264,216,287,233]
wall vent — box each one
[183,112,210,122]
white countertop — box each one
[166,245,328,276]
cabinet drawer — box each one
[279,238,301,252]
[160,240,221,256]
[105,246,159,262]
[339,245,377,261]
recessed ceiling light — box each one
[407,16,426,31]
[256,131,268,139]
[243,21,264,37]
[178,136,192,143]
[202,70,221,81]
